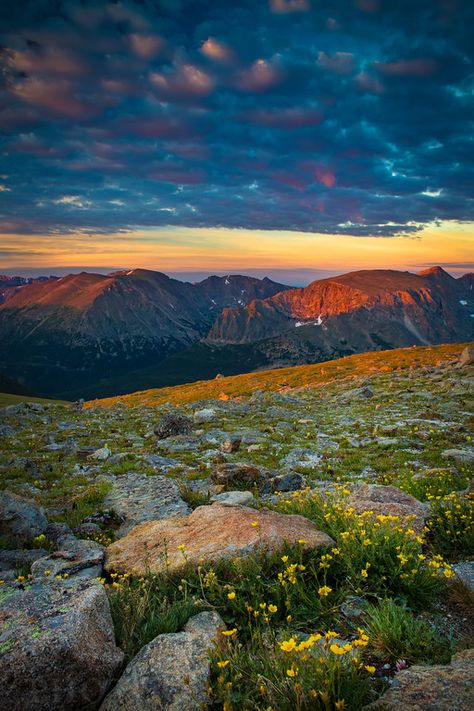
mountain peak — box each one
[417,266,450,277]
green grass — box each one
[364,598,453,665]
[0,392,67,408]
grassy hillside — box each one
[90,341,472,408]
[0,392,67,408]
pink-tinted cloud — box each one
[148,163,206,185]
[317,51,355,75]
[355,72,384,94]
[235,59,284,92]
[312,164,336,187]
[200,38,235,64]
[375,59,439,77]
[123,117,191,140]
[129,33,163,59]
[244,107,324,129]
[11,78,96,118]
[270,0,310,13]
[354,0,379,13]
[150,64,215,98]
[7,47,87,77]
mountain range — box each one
[0,266,472,399]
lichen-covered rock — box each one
[105,503,334,576]
[102,474,190,537]
[364,648,474,710]
[100,611,224,711]
[154,411,193,439]
[0,581,123,711]
[211,462,265,487]
[31,534,104,584]
[0,490,48,544]
[348,483,427,531]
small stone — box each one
[211,462,264,488]
[459,346,474,367]
[90,447,112,461]
[221,435,242,453]
[210,490,256,507]
[441,448,474,464]
[193,408,216,424]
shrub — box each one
[273,488,451,607]
[365,598,453,665]
[426,490,474,559]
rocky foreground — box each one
[0,343,473,710]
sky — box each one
[0,0,473,281]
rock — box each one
[261,472,306,494]
[341,385,374,401]
[452,560,474,595]
[0,581,123,711]
[441,448,474,464]
[0,490,48,544]
[102,474,190,537]
[105,503,335,576]
[211,462,265,488]
[210,490,256,507]
[142,453,181,470]
[221,435,242,453]
[460,346,474,367]
[193,408,216,424]
[45,521,73,541]
[90,447,112,461]
[0,548,48,572]
[100,611,224,711]
[75,522,102,537]
[281,448,321,469]
[154,411,193,439]
[31,535,104,583]
[348,484,427,531]
[364,648,474,710]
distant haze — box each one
[1,264,472,287]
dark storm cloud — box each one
[0,0,473,236]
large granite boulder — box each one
[0,581,123,711]
[100,611,223,711]
[365,648,474,710]
[106,503,334,576]
[0,490,48,544]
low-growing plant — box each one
[106,572,201,661]
[364,598,453,665]
[273,488,452,607]
[395,468,471,501]
[177,482,211,509]
[58,481,112,529]
[210,625,378,710]
[426,490,474,559]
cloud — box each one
[317,52,355,75]
[0,0,472,240]
[235,59,284,92]
[269,0,310,13]
[200,38,235,64]
[375,59,439,77]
